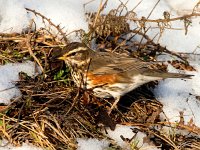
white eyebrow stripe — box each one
[64,47,88,57]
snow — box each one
[0,0,29,33]
[1,0,200,52]
[0,0,200,150]
[165,0,199,15]
[0,61,39,104]
[77,125,159,150]
[0,139,42,150]
[154,57,200,126]
[106,125,159,150]
[77,138,109,150]
[0,0,88,40]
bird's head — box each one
[58,42,93,67]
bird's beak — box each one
[58,56,65,60]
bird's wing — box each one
[88,52,150,75]
[87,52,192,79]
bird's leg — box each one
[108,96,120,115]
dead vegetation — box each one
[0,0,200,149]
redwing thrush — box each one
[58,42,192,114]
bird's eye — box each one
[69,52,77,56]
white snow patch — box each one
[0,0,29,33]
[165,0,199,15]
[77,138,109,150]
[106,125,159,150]
[0,139,42,150]
[77,125,160,150]
[1,0,200,50]
[154,62,200,126]
[0,61,39,104]
[0,0,88,41]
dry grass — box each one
[0,1,200,149]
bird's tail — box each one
[144,70,193,79]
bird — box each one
[58,42,192,114]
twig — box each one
[65,89,80,115]
[147,0,161,19]
[25,8,68,44]
[130,0,143,12]
[26,19,44,73]
[130,12,200,23]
